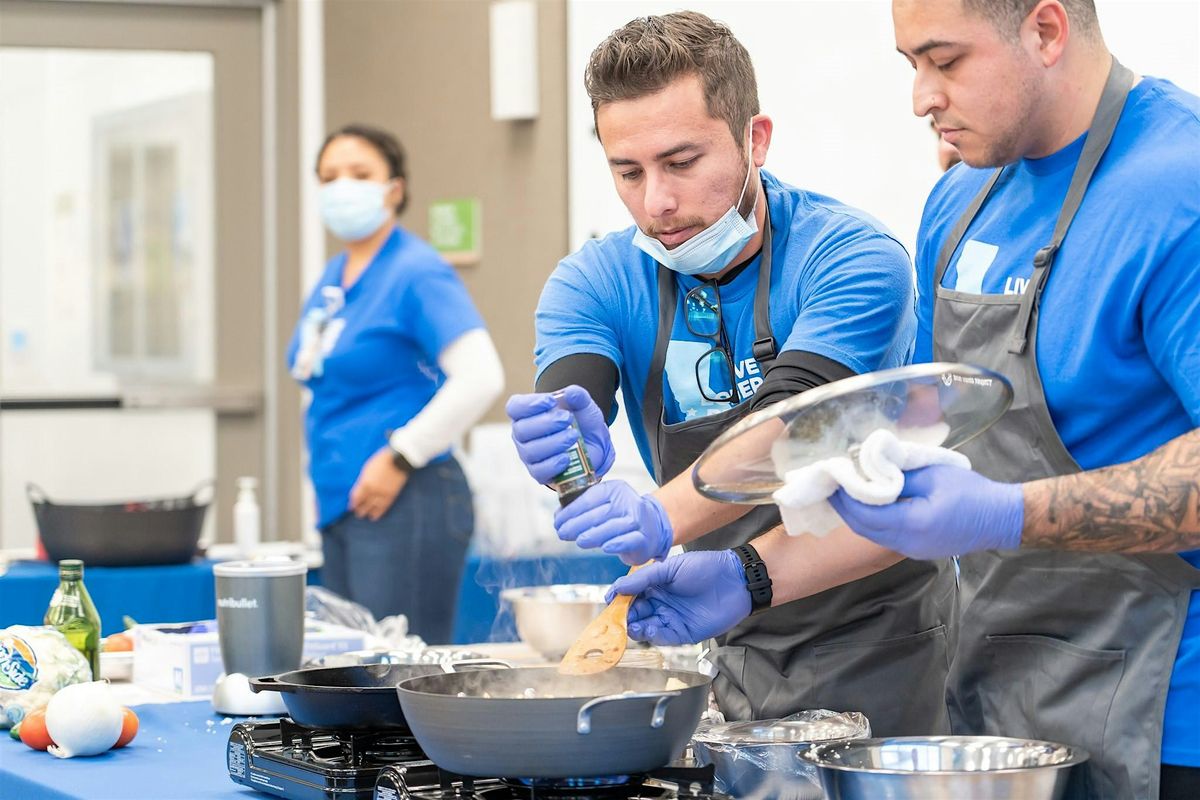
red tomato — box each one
[18,709,55,751]
[113,707,139,748]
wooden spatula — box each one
[558,564,643,675]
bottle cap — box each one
[58,559,83,578]
[236,476,258,491]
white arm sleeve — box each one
[387,328,505,468]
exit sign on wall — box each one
[428,198,481,267]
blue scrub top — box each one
[288,226,485,527]
[915,77,1200,766]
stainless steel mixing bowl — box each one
[500,584,609,659]
[802,735,1088,800]
[692,713,870,800]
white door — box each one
[0,0,276,550]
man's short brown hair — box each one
[584,11,759,145]
[964,0,1100,40]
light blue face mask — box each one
[318,178,393,242]
[631,142,758,276]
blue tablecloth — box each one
[0,560,226,637]
[0,700,262,799]
[0,549,627,644]
[450,549,628,644]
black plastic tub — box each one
[29,481,212,567]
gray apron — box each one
[934,59,1200,800]
[641,213,955,735]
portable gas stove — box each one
[228,718,727,800]
[373,759,730,800]
[227,717,430,800]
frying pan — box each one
[396,666,711,777]
[250,663,443,730]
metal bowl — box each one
[500,584,610,659]
[692,713,870,800]
[802,735,1088,800]
[312,647,489,668]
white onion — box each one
[44,680,123,758]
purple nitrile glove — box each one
[505,385,615,485]
[554,480,673,566]
[605,550,752,646]
[827,464,1024,560]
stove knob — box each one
[374,764,406,800]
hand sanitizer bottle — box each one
[233,477,261,558]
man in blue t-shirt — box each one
[615,2,1198,798]
[504,11,955,735]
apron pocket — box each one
[813,625,951,736]
[977,634,1125,767]
[710,645,753,721]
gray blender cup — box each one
[214,558,307,678]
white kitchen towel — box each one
[772,427,971,537]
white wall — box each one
[567,0,1200,255]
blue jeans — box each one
[320,456,473,644]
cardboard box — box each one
[131,619,367,699]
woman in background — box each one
[288,124,503,643]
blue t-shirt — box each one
[915,78,1200,765]
[535,169,916,476]
[287,226,484,527]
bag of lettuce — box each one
[0,625,90,729]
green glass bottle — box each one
[44,559,102,680]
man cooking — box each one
[614,1,1200,798]
[505,11,954,735]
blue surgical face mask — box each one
[318,178,393,242]
[632,138,759,276]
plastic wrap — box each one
[305,586,377,631]
[0,625,91,728]
[303,586,421,650]
[691,710,871,800]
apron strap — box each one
[751,214,777,370]
[934,168,1005,288]
[642,266,677,483]
[1008,58,1135,354]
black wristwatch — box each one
[387,443,415,474]
[733,544,773,613]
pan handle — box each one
[576,691,682,735]
[26,482,51,506]
[247,675,297,694]
[190,479,216,506]
[440,658,514,673]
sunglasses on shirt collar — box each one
[684,282,738,404]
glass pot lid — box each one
[692,362,1013,504]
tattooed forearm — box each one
[1022,429,1200,552]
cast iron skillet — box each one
[250,663,445,730]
